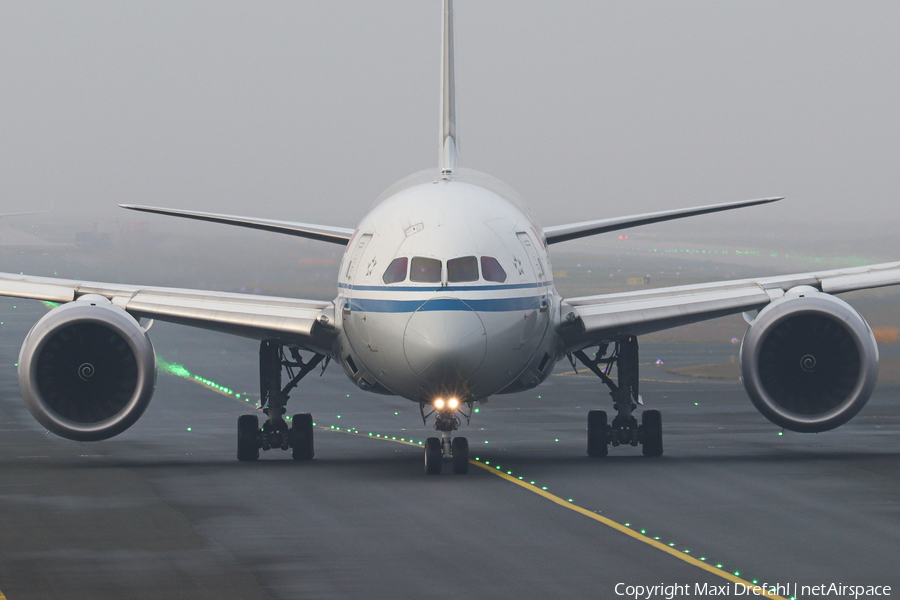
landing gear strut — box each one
[572,336,663,457]
[420,400,472,475]
[236,341,327,461]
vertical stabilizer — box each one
[440,0,458,176]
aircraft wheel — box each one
[587,410,609,457]
[641,409,663,457]
[290,413,315,460]
[425,437,442,475]
[237,414,260,461]
[451,437,469,474]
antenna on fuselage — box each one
[439,0,458,179]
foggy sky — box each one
[2,1,899,235]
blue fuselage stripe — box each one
[338,282,548,292]
[349,296,543,313]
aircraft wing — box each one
[0,272,336,353]
[119,205,355,245]
[559,261,900,351]
[543,197,781,244]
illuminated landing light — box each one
[434,398,445,410]
[448,398,459,409]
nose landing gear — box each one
[574,336,663,458]
[420,400,472,474]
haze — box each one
[1,1,899,238]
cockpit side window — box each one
[481,256,507,283]
[447,256,478,283]
[410,257,442,283]
[382,257,408,284]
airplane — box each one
[2,0,899,475]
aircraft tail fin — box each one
[439,0,458,176]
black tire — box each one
[641,409,663,457]
[587,410,609,457]
[237,414,260,461]
[424,437,442,475]
[290,413,315,460]
[451,437,469,474]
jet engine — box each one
[18,295,157,441]
[740,287,878,433]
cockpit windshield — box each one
[382,257,408,284]
[480,256,507,283]
[410,257,442,283]
[381,255,508,284]
[447,256,478,283]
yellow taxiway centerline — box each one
[334,427,789,600]
[468,461,788,600]
[160,352,788,600]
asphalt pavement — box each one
[1,298,898,600]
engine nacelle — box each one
[18,295,157,441]
[740,287,878,433]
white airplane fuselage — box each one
[335,168,563,405]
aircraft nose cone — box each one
[403,298,487,384]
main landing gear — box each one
[420,398,472,475]
[572,336,663,458]
[237,341,327,462]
